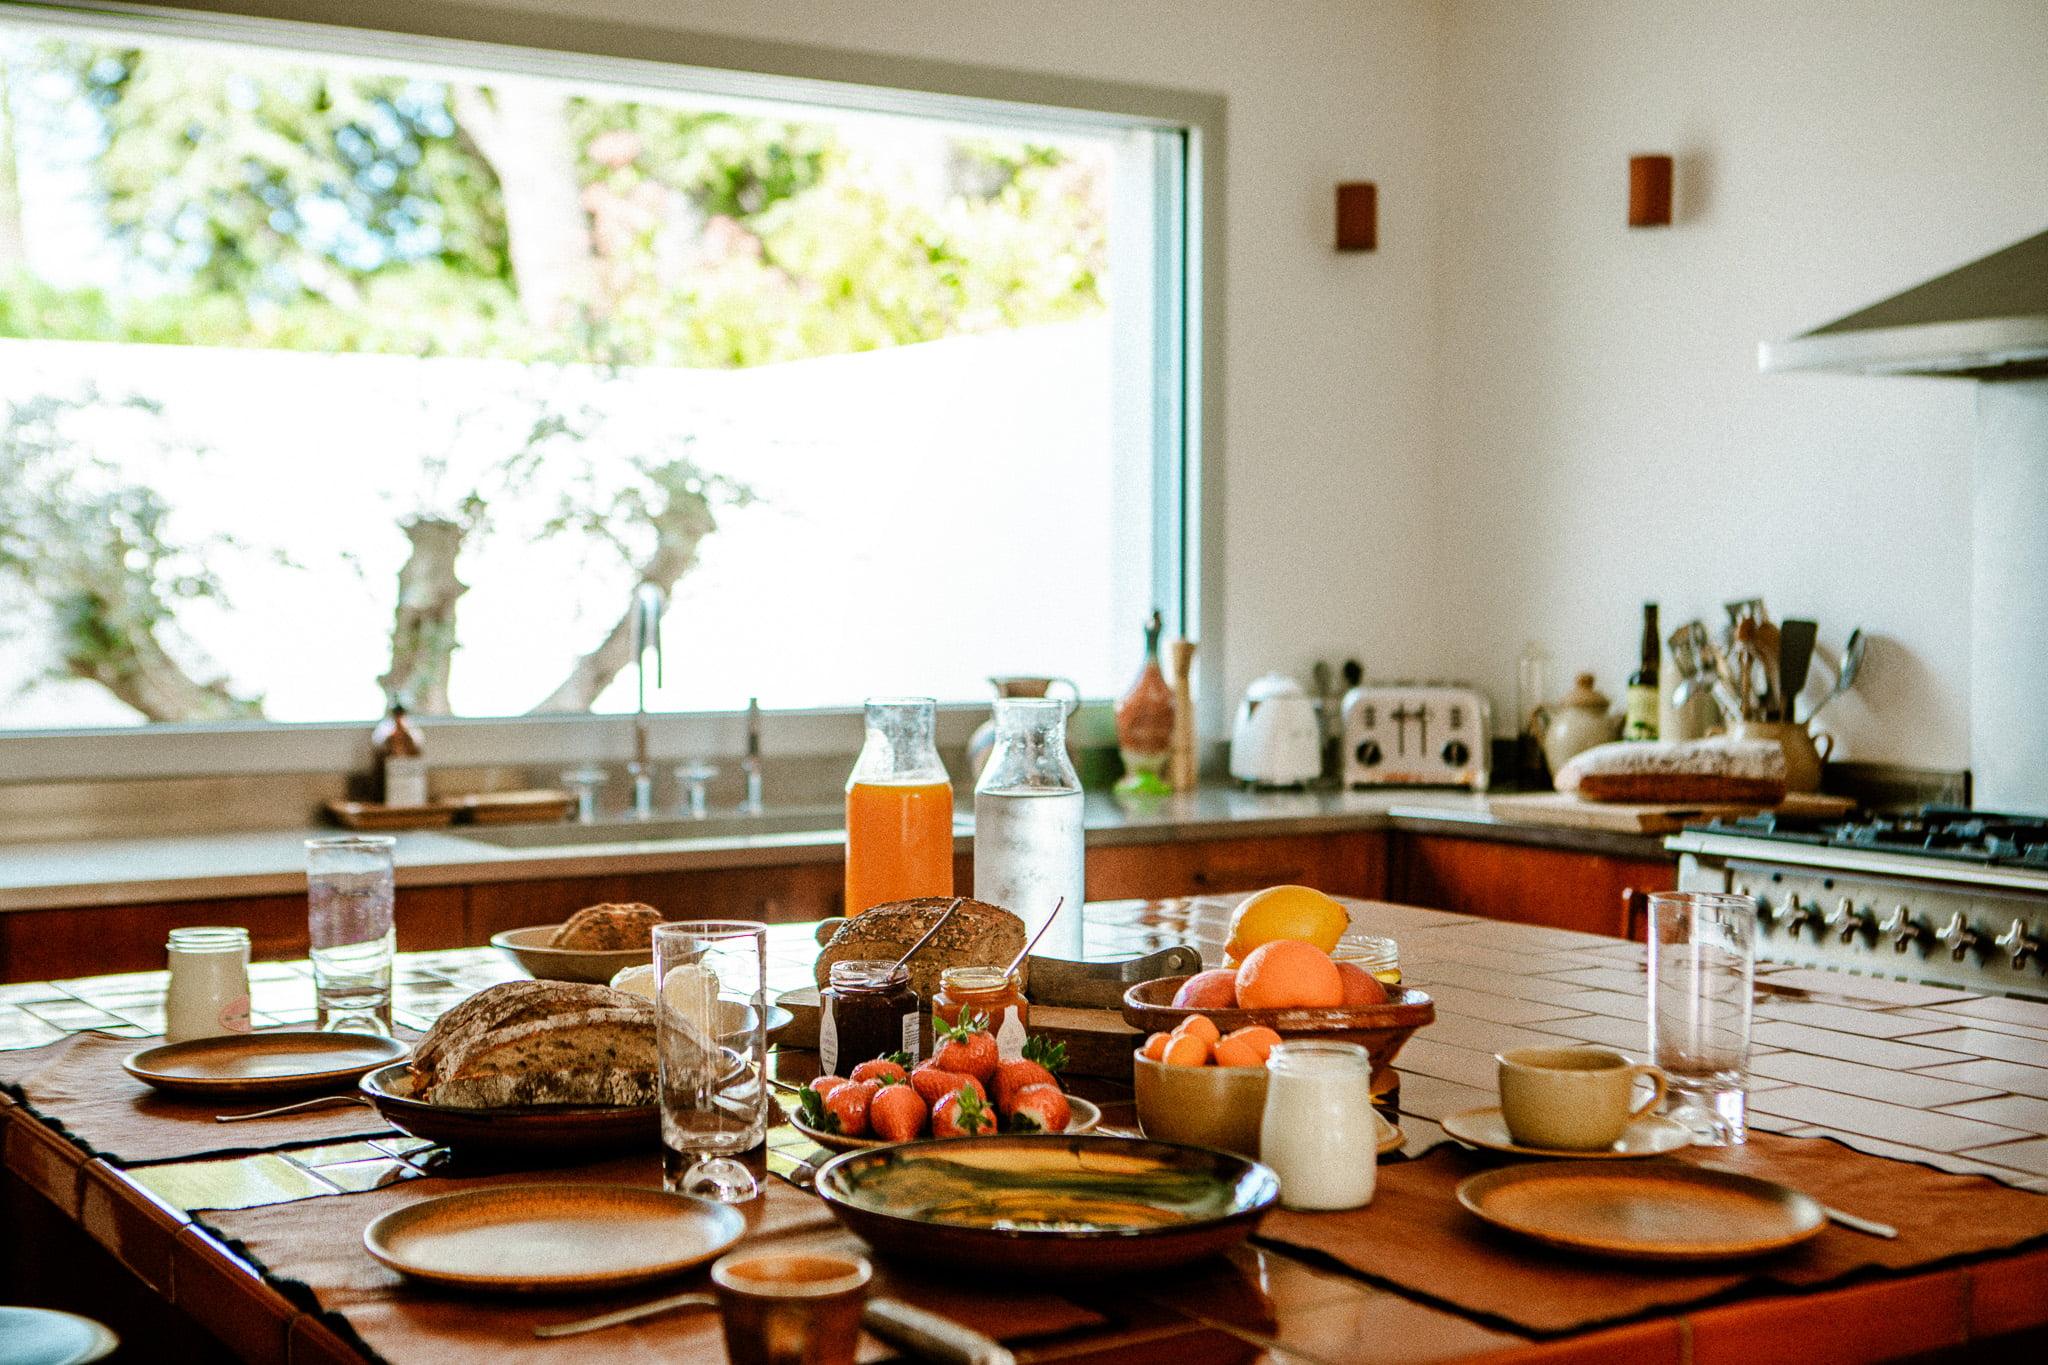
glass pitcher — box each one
[844,698,954,916]
[974,698,1085,958]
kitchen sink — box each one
[449,809,850,849]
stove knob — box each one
[1826,897,1876,945]
[1993,919,2045,972]
[1354,739,1383,767]
[1938,912,1985,963]
[1442,739,1471,767]
[1781,897,1822,940]
[1881,906,1929,954]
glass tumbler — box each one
[304,836,396,1035]
[1646,891,1756,1145]
[655,920,770,1202]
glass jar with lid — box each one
[164,926,253,1043]
[819,959,920,1076]
[932,966,1029,1061]
[1332,933,1401,985]
[1259,1040,1377,1210]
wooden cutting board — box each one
[1485,790,1855,835]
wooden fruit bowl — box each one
[1120,977,1435,1084]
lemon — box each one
[1225,885,1349,961]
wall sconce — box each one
[1336,182,1377,251]
[1628,155,1673,228]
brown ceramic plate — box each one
[123,1031,410,1097]
[1456,1162,1825,1261]
[364,1184,745,1293]
[359,1063,656,1154]
[1121,977,1434,1082]
[814,1135,1279,1276]
[1442,1107,1694,1159]
[789,1096,1101,1153]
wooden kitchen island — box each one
[4,896,2047,1363]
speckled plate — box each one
[122,1031,409,1097]
[1456,1162,1825,1261]
[1442,1107,1694,1160]
[789,1095,1101,1152]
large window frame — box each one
[0,0,1224,783]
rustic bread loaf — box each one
[1557,738,1787,805]
[409,981,656,1109]
[814,897,1026,1000]
[550,902,663,950]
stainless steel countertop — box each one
[0,786,1668,912]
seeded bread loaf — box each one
[409,980,656,1109]
[1557,738,1787,805]
[550,902,664,950]
[814,897,1026,1000]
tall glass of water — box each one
[655,920,769,1203]
[304,836,396,1036]
[1647,890,1756,1145]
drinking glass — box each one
[1646,890,1756,1145]
[655,920,770,1202]
[304,836,396,1035]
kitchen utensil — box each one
[712,1250,871,1365]
[1752,620,1781,719]
[1455,1163,1825,1262]
[362,1184,744,1293]
[1648,891,1756,1146]
[1807,627,1865,720]
[1121,977,1434,1088]
[655,920,769,1202]
[1229,673,1322,786]
[1495,1046,1668,1152]
[1341,658,1364,690]
[1440,1106,1693,1158]
[305,835,396,1036]
[789,1095,1101,1153]
[1001,897,1061,978]
[359,1061,656,1153]
[490,925,653,984]
[1023,945,1204,1009]
[1342,684,1491,788]
[123,1031,408,1098]
[812,1135,1280,1276]
[1777,619,1818,722]
[534,1291,716,1338]
[1312,659,1338,781]
[215,1094,372,1123]
[1166,639,1199,791]
[890,897,964,975]
[1822,1206,1899,1239]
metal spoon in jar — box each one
[888,896,965,975]
[1000,897,1066,980]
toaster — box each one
[1341,684,1492,789]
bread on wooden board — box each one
[550,902,663,950]
[1557,738,1787,805]
[409,980,656,1109]
[814,897,1026,1000]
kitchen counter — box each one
[0,786,1668,913]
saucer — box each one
[1440,1107,1694,1159]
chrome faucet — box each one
[741,696,765,814]
[629,582,665,819]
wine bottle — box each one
[1625,603,1660,741]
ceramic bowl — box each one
[1121,978,1435,1086]
[489,924,652,984]
[1131,1052,1268,1158]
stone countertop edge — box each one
[0,787,1669,912]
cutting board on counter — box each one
[1486,790,1855,835]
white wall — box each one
[1432,0,2048,767]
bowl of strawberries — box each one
[789,1015,1099,1152]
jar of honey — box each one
[820,960,919,1077]
[1333,934,1401,985]
[932,966,1029,1062]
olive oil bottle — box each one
[1625,603,1660,741]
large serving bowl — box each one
[1120,977,1435,1086]
[813,1134,1279,1276]
[359,1062,655,1155]
[489,925,651,984]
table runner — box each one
[198,1150,1106,1364]
[1255,1131,2048,1336]
[0,1033,398,1165]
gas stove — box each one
[1667,806,2048,999]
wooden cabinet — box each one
[1085,832,1386,902]
[1387,832,1675,939]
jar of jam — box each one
[932,966,1029,1062]
[820,960,919,1077]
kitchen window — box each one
[0,3,1210,764]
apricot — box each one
[1171,1013,1221,1046]
[1141,1031,1172,1062]
[1220,1025,1282,1062]
[1212,1035,1264,1067]
[1161,1032,1213,1066]
[1235,939,1344,1009]
[1334,960,1391,1006]
[1171,969,1240,1010]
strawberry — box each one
[991,1059,1060,1115]
[931,1084,994,1138]
[910,1064,986,1107]
[1005,1083,1070,1135]
[823,1079,878,1138]
[1022,1035,1068,1073]
[868,1083,928,1143]
[796,1085,837,1133]
[850,1058,907,1086]
[932,1012,999,1081]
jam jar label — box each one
[220,995,253,1034]
[899,1012,920,1062]
[993,1006,1026,1062]
[819,1001,840,1077]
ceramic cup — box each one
[1496,1046,1668,1151]
[710,1250,872,1365]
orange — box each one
[1171,1013,1221,1046]
[1236,939,1344,1009]
[1161,1033,1213,1066]
[1212,1035,1263,1067]
[1334,960,1390,1006]
[1220,1025,1282,1062]
[1140,1031,1171,1062]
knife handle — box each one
[862,1298,1015,1365]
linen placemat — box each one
[0,1032,398,1165]
[199,1151,1106,1364]
[1254,1131,2048,1337]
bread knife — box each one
[1025,946,1204,1009]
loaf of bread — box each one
[814,897,1026,1000]
[408,980,656,1109]
[1557,738,1787,805]
[550,902,663,950]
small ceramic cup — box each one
[710,1250,872,1365]
[1497,1046,1668,1151]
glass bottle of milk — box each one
[974,698,1084,959]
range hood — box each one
[1759,229,2048,379]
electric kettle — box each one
[1229,673,1323,786]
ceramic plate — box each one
[1441,1107,1693,1159]
[364,1184,744,1293]
[122,1031,410,1097]
[814,1134,1279,1275]
[490,925,653,984]
[1456,1162,1825,1261]
[359,1062,657,1154]
[790,1096,1101,1153]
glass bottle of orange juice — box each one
[844,698,954,915]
